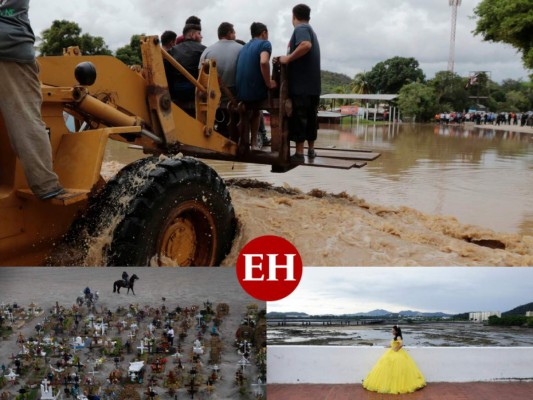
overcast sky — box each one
[28,0,529,84]
[267,268,533,315]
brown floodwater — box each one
[105,122,533,237]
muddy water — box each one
[215,124,533,236]
[267,322,533,347]
[105,123,533,236]
[102,123,533,266]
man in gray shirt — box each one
[0,0,64,199]
[199,22,243,137]
[199,22,242,96]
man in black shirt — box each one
[279,4,321,163]
[167,24,206,102]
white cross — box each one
[41,378,51,392]
[137,341,146,355]
[251,379,266,397]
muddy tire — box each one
[66,156,236,266]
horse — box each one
[113,274,139,295]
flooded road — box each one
[105,122,533,237]
[215,123,533,237]
[101,122,533,266]
[267,322,533,347]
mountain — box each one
[398,310,452,318]
[321,70,352,95]
[266,303,533,321]
[354,309,394,317]
[503,302,533,316]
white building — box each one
[526,311,533,317]
[469,311,501,322]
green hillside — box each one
[321,70,352,94]
[503,302,533,316]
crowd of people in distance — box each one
[435,111,533,127]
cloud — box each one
[269,268,533,315]
[29,0,529,83]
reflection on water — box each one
[267,322,533,347]
[104,123,533,236]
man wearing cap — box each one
[175,15,201,45]
[168,23,206,102]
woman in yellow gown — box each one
[363,325,426,394]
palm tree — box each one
[350,72,370,95]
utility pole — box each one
[448,0,462,73]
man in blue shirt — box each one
[236,22,277,150]
[279,4,321,163]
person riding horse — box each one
[113,274,139,295]
[122,271,129,286]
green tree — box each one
[39,20,112,56]
[505,90,529,111]
[115,34,144,66]
[398,82,437,122]
[488,315,528,326]
[365,56,425,94]
[473,0,533,70]
[428,71,470,112]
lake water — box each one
[267,322,533,347]
[104,122,533,237]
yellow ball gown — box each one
[362,339,426,394]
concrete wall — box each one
[268,346,533,384]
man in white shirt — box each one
[167,327,175,346]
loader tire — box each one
[71,156,236,266]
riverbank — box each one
[221,180,533,267]
[473,122,533,134]
[267,322,533,347]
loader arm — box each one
[38,36,379,173]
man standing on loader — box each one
[279,3,321,163]
[0,0,65,199]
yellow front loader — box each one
[0,36,379,266]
